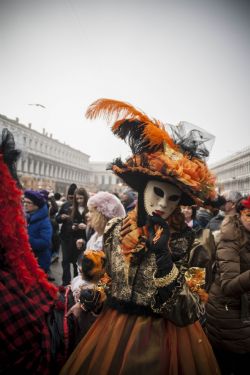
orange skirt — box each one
[60,308,220,375]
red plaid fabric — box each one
[0,269,55,374]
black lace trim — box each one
[106,296,161,318]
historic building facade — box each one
[0,114,119,194]
[89,162,122,193]
[210,146,250,195]
[2,113,248,196]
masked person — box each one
[60,99,220,375]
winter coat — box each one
[206,214,250,354]
[56,201,73,241]
[26,205,52,272]
[71,210,87,245]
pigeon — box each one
[28,103,46,109]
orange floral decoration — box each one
[185,267,208,302]
[120,209,149,262]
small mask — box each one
[144,180,181,219]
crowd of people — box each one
[0,99,250,375]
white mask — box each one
[144,180,181,219]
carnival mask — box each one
[144,180,181,219]
[241,209,250,223]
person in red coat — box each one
[0,128,59,374]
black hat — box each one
[67,183,77,196]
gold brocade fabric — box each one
[103,218,192,309]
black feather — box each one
[113,120,161,155]
[0,128,22,187]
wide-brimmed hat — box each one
[86,99,217,205]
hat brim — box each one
[113,168,197,206]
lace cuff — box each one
[153,264,179,288]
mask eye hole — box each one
[169,195,180,202]
[154,187,164,197]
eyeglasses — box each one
[23,200,34,205]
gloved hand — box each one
[148,215,170,253]
[79,288,101,312]
[147,215,173,277]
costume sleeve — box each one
[150,231,205,326]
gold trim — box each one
[153,264,179,288]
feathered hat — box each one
[86,99,217,206]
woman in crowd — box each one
[24,189,53,275]
[206,195,250,375]
[60,99,220,375]
[70,187,89,268]
[67,191,125,342]
[56,185,88,285]
[56,183,77,285]
[76,191,126,252]
[182,205,201,232]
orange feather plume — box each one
[86,98,152,123]
[85,98,175,149]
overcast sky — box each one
[0,0,249,165]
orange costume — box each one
[60,99,220,375]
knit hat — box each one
[24,190,46,208]
[67,183,77,196]
[85,99,217,206]
[39,189,49,201]
[88,191,126,219]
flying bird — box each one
[28,103,46,109]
